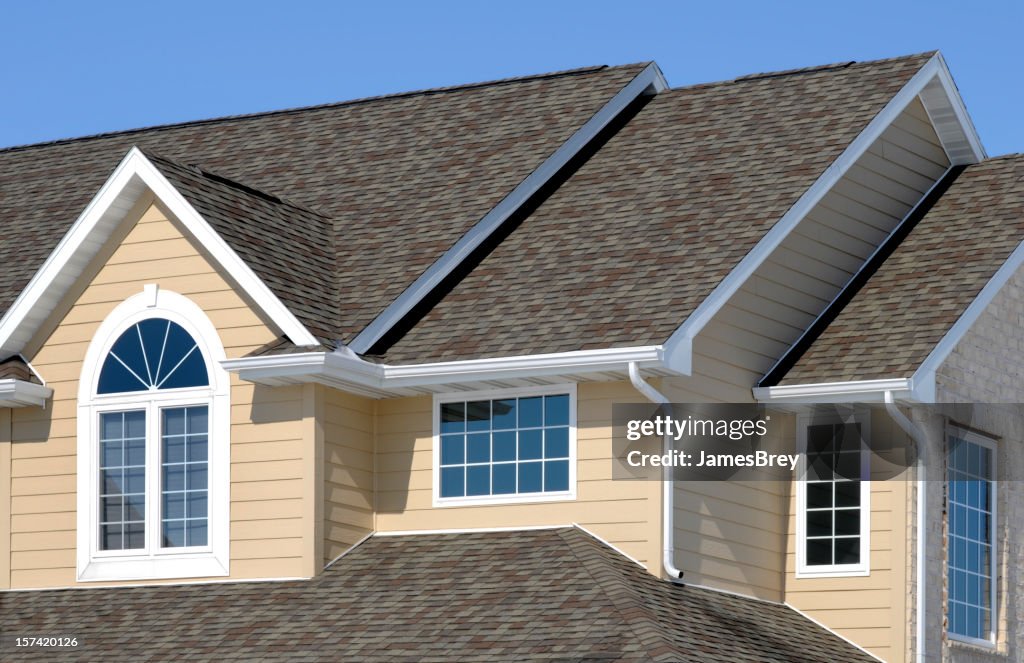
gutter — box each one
[627,362,684,581]
[0,379,53,408]
[884,391,929,663]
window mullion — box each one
[147,400,160,555]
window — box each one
[796,413,870,577]
[434,385,576,506]
[77,288,229,581]
[947,429,996,645]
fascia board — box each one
[661,54,970,375]
[0,147,318,359]
[753,378,915,404]
[0,379,53,408]
[347,62,669,355]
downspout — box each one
[628,362,684,581]
[884,391,928,663]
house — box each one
[0,50,1020,662]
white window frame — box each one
[946,426,998,648]
[795,409,871,578]
[432,383,577,507]
[76,286,230,581]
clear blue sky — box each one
[2,1,1020,155]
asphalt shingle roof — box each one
[0,527,877,662]
[0,63,646,344]
[372,53,934,363]
[778,154,1024,384]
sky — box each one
[1,1,1021,155]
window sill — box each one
[794,565,870,579]
[948,634,998,651]
[77,552,228,582]
[434,491,576,508]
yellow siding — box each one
[1,408,10,589]
[784,410,910,662]
[321,386,374,564]
[7,202,310,588]
[374,381,663,571]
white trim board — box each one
[0,147,318,360]
[0,378,53,408]
[347,63,669,355]
[662,54,985,375]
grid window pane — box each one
[947,436,995,641]
[439,394,571,499]
[161,406,208,548]
[803,422,863,567]
[98,410,146,551]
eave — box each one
[221,345,675,398]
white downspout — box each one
[884,391,928,663]
[628,362,684,581]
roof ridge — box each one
[0,63,648,155]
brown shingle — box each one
[0,528,877,662]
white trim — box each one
[431,384,577,507]
[911,236,1024,404]
[323,531,374,570]
[784,602,887,662]
[946,426,998,647]
[222,345,667,396]
[1,576,311,593]
[347,63,668,354]
[794,410,871,578]
[0,147,316,360]
[663,54,982,374]
[754,378,915,403]
[372,524,570,537]
[0,378,52,408]
[76,288,230,582]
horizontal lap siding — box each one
[8,203,306,588]
[321,386,375,564]
[374,381,662,571]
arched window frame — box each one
[76,286,230,582]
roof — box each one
[370,53,934,362]
[0,63,647,345]
[777,154,1024,385]
[0,527,876,662]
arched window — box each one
[78,287,229,581]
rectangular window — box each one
[796,415,870,577]
[435,387,575,505]
[161,406,209,548]
[98,410,147,551]
[947,430,996,645]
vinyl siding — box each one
[321,386,375,564]
[6,201,309,588]
[373,381,663,571]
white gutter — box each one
[0,379,53,408]
[753,378,915,403]
[627,362,684,581]
[222,345,668,395]
[884,391,929,663]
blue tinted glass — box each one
[162,520,185,547]
[98,356,148,393]
[187,464,208,491]
[440,403,465,434]
[187,491,208,519]
[187,519,208,547]
[163,465,184,492]
[101,440,122,468]
[159,346,208,390]
[466,466,490,496]
[519,429,542,460]
[544,395,569,426]
[98,319,208,393]
[440,435,464,466]
[466,433,490,464]
[518,462,542,493]
[164,492,185,520]
[440,467,464,498]
[493,431,516,462]
[518,397,543,428]
[492,399,517,430]
[545,427,569,459]
[492,464,515,494]
[544,460,569,492]
[466,401,490,432]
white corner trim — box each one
[0,378,53,408]
[221,344,666,394]
[753,378,915,403]
[662,53,981,374]
[911,236,1024,405]
[347,63,668,355]
[0,147,317,359]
